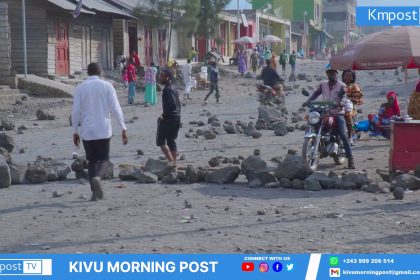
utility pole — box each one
[236,0,240,39]
[303,11,307,58]
[166,0,174,63]
[22,0,27,78]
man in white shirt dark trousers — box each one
[72,63,128,201]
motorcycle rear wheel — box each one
[333,146,346,165]
[302,137,320,171]
[333,155,346,165]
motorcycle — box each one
[302,100,347,171]
[256,84,284,107]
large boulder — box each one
[376,169,391,182]
[0,156,11,188]
[102,162,114,179]
[391,174,420,191]
[223,124,237,134]
[342,172,370,189]
[71,157,88,172]
[304,175,322,191]
[203,130,217,140]
[241,156,267,180]
[248,170,276,187]
[306,172,338,189]
[118,164,142,181]
[297,73,307,80]
[205,166,240,184]
[0,147,11,164]
[36,109,55,120]
[1,119,15,131]
[258,106,286,124]
[8,163,28,185]
[143,158,169,179]
[136,172,158,184]
[273,122,288,136]
[25,163,48,184]
[161,165,178,184]
[185,164,199,184]
[34,156,71,181]
[275,154,313,180]
[0,133,15,153]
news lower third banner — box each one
[0,254,419,279]
[357,0,420,26]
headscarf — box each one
[382,92,400,118]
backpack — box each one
[210,68,218,82]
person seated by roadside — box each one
[229,49,238,65]
[408,68,420,120]
[368,91,400,138]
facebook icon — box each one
[272,262,283,272]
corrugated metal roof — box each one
[82,0,135,18]
[107,0,153,11]
[47,0,95,14]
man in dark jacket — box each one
[157,69,181,162]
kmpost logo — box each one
[0,259,52,276]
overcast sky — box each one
[225,0,252,10]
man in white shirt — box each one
[182,59,193,100]
[71,63,128,201]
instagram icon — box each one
[259,262,269,273]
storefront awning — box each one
[47,0,95,14]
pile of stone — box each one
[0,154,71,188]
[71,156,114,180]
[117,159,212,185]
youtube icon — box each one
[242,262,254,272]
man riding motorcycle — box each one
[260,59,285,107]
[302,65,355,169]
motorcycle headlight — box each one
[308,112,321,124]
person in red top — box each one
[368,91,400,138]
[131,50,141,68]
[127,58,137,104]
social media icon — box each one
[242,262,254,272]
[272,262,283,272]
[329,256,339,266]
[329,268,341,278]
[259,262,269,273]
[286,263,294,271]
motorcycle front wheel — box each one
[302,137,320,171]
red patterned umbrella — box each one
[330,26,420,70]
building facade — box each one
[2,0,131,78]
[323,0,359,49]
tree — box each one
[194,0,230,53]
[133,0,229,63]
[133,0,197,63]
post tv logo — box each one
[0,259,52,275]
[329,267,341,278]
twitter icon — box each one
[286,263,294,271]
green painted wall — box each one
[293,0,313,21]
[273,0,293,20]
[252,0,273,10]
